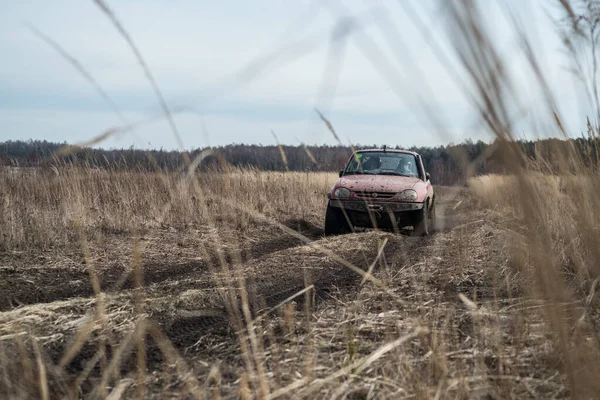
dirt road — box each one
[2,187,563,399]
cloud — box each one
[0,0,593,148]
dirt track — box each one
[4,186,550,398]
[0,187,463,310]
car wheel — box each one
[324,204,352,236]
[412,202,430,236]
[429,202,437,232]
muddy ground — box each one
[0,187,565,399]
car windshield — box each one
[344,152,419,178]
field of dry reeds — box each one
[1,163,599,399]
[0,168,336,251]
[3,0,600,398]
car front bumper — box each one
[329,200,423,212]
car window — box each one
[345,152,419,177]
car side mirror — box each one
[339,170,344,177]
[426,172,431,181]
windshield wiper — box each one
[378,171,413,177]
[345,171,376,175]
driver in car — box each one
[362,156,381,172]
[396,159,416,176]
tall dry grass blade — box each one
[71,346,106,395]
[106,379,133,400]
[54,106,191,157]
[58,318,96,369]
[135,320,147,400]
[234,259,270,398]
[253,285,315,325]
[300,143,318,166]
[92,326,137,400]
[14,324,35,394]
[307,19,348,144]
[92,0,188,159]
[25,23,127,125]
[186,149,215,177]
[0,341,12,397]
[315,109,342,145]
[33,339,49,400]
[239,373,252,400]
[271,130,289,171]
[146,322,205,400]
[270,327,428,399]
[302,268,314,385]
[361,237,388,285]
[23,23,171,160]
[204,365,222,400]
[132,240,146,400]
[58,220,107,374]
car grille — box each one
[355,191,396,199]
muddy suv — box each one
[325,148,435,236]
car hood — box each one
[336,174,421,192]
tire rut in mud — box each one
[56,230,403,378]
[0,219,324,311]
[157,231,412,352]
[156,196,465,357]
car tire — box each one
[429,201,437,232]
[324,203,352,236]
[412,202,430,236]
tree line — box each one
[0,137,598,185]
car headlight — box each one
[399,189,418,201]
[334,187,351,199]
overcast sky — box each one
[0,0,592,150]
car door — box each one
[417,155,434,199]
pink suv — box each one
[325,148,435,235]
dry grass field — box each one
[3,1,600,398]
[1,166,599,399]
